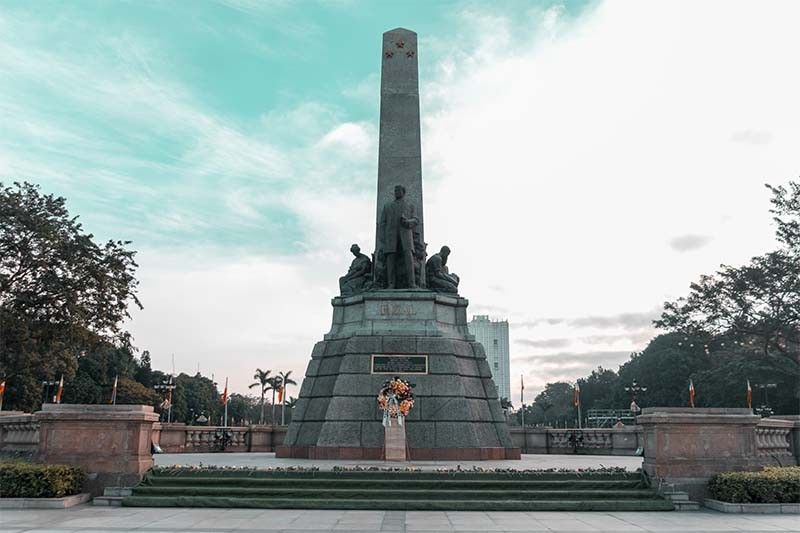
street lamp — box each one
[41,379,59,404]
[154,376,176,423]
[624,380,647,418]
[754,383,777,418]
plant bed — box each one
[0,461,85,499]
[704,499,799,514]
[707,466,799,513]
[0,492,91,509]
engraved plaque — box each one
[371,354,428,374]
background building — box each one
[468,315,511,401]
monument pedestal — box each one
[278,290,520,460]
[35,404,159,495]
[384,423,407,461]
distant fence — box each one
[152,423,287,453]
[509,426,642,455]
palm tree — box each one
[248,369,273,424]
[268,375,281,425]
[278,371,298,426]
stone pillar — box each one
[36,404,159,495]
[638,407,762,500]
[385,423,407,461]
[375,28,424,250]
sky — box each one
[2,0,798,402]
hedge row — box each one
[0,462,84,498]
[709,466,800,504]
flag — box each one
[277,385,284,403]
[688,379,695,408]
[221,377,229,405]
[573,382,581,407]
[55,375,64,404]
[746,379,752,409]
[520,374,524,404]
[110,375,118,405]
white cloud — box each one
[10,1,799,401]
[421,0,800,395]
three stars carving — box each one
[385,41,415,60]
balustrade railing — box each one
[755,419,793,457]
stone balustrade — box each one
[0,413,40,452]
[755,418,794,459]
[509,426,642,455]
[152,423,287,453]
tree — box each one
[0,182,141,412]
[278,370,297,426]
[616,334,712,409]
[248,368,273,424]
[656,181,800,360]
[576,367,619,412]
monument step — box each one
[132,486,661,501]
[141,476,644,490]
[92,496,124,507]
[122,495,674,511]
[144,469,640,481]
[125,469,672,511]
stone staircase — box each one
[92,487,131,506]
[122,469,674,511]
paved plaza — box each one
[2,507,800,532]
[3,454,799,532]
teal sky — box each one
[1,0,591,252]
[5,1,795,397]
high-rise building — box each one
[468,315,510,400]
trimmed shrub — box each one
[0,462,84,498]
[709,466,800,504]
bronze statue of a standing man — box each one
[378,185,418,289]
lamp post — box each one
[624,380,647,421]
[754,383,777,417]
[41,379,59,404]
[154,376,176,423]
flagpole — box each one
[223,377,229,428]
[520,374,525,428]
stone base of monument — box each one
[36,404,159,496]
[384,423,407,461]
[278,290,520,461]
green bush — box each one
[0,462,85,498]
[709,466,800,504]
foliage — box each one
[248,368,273,424]
[0,181,141,412]
[656,181,799,361]
[576,367,619,411]
[225,393,261,425]
[0,462,84,498]
[709,466,800,504]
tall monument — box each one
[375,28,424,250]
[278,28,519,461]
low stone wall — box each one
[639,408,800,501]
[509,427,642,455]
[153,423,287,453]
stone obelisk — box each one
[278,29,519,462]
[375,28,424,253]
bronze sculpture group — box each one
[338,184,460,296]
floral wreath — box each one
[377,376,415,419]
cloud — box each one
[515,338,571,349]
[731,129,773,145]
[515,310,660,331]
[668,234,713,252]
[4,0,799,400]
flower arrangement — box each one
[377,376,415,425]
